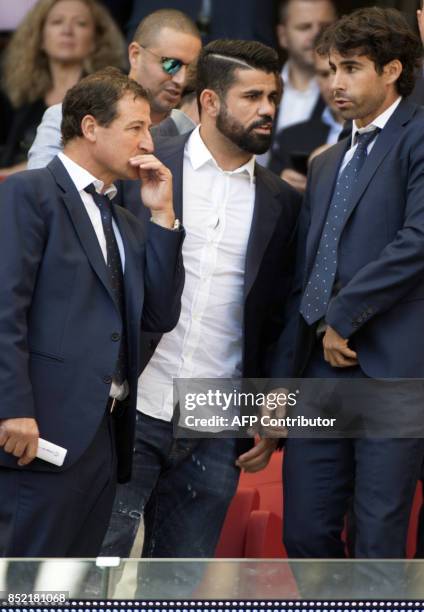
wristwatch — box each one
[150,217,181,230]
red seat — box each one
[217,450,423,559]
[215,487,260,557]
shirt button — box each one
[103,375,112,384]
[111,332,121,342]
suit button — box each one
[103,375,112,384]
[111,332,121,342]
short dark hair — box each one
[132,9,201,46]
[61,67,149,145]
[278,0,336,25]
[196,39,280,108]
[316,7,422,97]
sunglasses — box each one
[140,45,185,76]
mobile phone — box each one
[290,151,309,176]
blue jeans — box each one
[101,412,240,558]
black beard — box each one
[216,104,273,155]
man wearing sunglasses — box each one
[28,9,202,169]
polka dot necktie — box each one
[299,128,380,325]
[85,183,128,384]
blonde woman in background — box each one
[0,0,126,175]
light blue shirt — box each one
[321,106,344,146]
[28,103,63,169]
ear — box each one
[80,115,98,142]
[384,59,403,86]
[199,88,221,119]
[128,41,141,70]
[276,23,288,50]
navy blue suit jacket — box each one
[0,156,184,482]
[271,99,424,379]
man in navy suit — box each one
[270,7,424,559]
[0,67,184,557]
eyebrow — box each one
[127,120,150,128]
[335,59,364,67]
[242,88,278,96]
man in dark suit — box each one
[102,40,300,573]
[0,67,184,557]
[270,7,424,559]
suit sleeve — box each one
[326,137,424,338]
[0,176,47,419]
[267,182,311,379]
[27,104,63,169]
[141,220,185,333]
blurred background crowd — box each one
[0,0,422,179]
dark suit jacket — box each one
[117,132,301,383]
[0,156,184,482]
[269,117,331,175]
[151,116,179,139]
[270,99,424,379]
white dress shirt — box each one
[58,152,127,399]
[137,126,256,421]
[276,62,321,134]
[339,97,402,174]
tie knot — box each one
[84,183,111,210]
[354,128,380,150]
[84,183,97,197]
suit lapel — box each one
[244,165,283,298]
[154,132,192,221]
[47,156,119,311]
[339,102,414,233]
[305,100,416,274]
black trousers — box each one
[0,409,117,557]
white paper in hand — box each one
[36,438,67,466]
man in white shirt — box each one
[0,68,184,557]
[275,0,337,133]
[257,0,337,167]
[270,50,345,190]
[102,40,301,575]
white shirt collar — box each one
[58,152,117,200]
[281,61,320,95]
[351,97,402,147]
[186,125,256,184]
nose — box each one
[61,19,73,35]
[332,70,345,93]
[258,97,276,119]
[310,23,322,39]
[171,64,187,86]
[139,129,154,154]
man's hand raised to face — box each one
[0,417,39,466]
[129,154,176,229]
